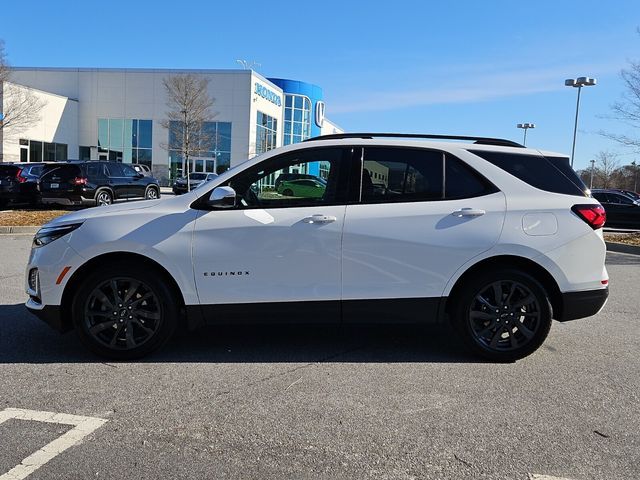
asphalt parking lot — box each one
[0,233,639,480]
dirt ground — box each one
[604,232,640,246]
[0,209,72,226]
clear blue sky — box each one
[2,0,639,170]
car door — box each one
[191,146,354,322]
[103,163,128,199]
[122,164,145,198]
[607,193,640,227]
[341,147,506,322]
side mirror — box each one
[208,186,236,209]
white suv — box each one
[25,134,609,361]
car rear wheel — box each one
[451,269,552,362]
[145,186,159,200]
[71,263,179,359]
[95,190,113,206]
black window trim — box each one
[354,145,499,206]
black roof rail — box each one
[304,133,525,148]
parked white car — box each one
[25,134,609,361]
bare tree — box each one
[161,74,216,187]
[0,39,46,157]
[594,151,620,189]
[601,30,640,150]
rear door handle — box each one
[452,208,486,218]
[302,214,337,224]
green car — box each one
[277,179,326,198]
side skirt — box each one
[192,297,446,325]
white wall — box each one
[1,82,78,162]
[9,68,259,177]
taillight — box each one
[73,177,88,185]
[572,204,606,229]
[16,168,27,183]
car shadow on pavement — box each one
[0,303,482,364]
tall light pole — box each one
[589,159,596,190]
[516,123,535,146]
[181,109,190,191]
[565,76,597,168]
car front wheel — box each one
[145,186,159,200]
[451,269,553,362]
[71,263,179,359]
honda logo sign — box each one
[315,101,325,128]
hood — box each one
[46,200,163,227]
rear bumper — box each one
[558,287,609,322]
[41,193,95,206]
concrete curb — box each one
[606,242,640,256]
[0,226,39,234]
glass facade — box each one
[20,139,67,162]
[168,121,232,178]
[98,119,153,167]
[283,94,311,145]
[255,111,278,155]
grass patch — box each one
[0,209,73,226]
[604,233,640,247]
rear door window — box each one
[468,150,587,197]
[362,148,444,203]
[105,163,124,177]
[361,148,497,203]
[86,163,105,179]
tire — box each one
[145,186,159,200]
[71,262,179,359]
[95,189,113,206]
[282,189,294,197]
[451,269,552,362]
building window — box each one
[283,94,311,145]
[256,111,278,155]
[168,121,232,179]
[97,118,153,166]
[20,139,67,162]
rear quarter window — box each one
[468,150,587,197]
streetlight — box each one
[565,76,597,168]
[516,123,535,146]
[589,159,596,190]
[181,109,189,191]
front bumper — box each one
[25,298,69,332]
[558,287,609,322]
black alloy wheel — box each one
[84,277,162,350]
[452,269,552,361]
[72,263,179,359]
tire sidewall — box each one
[451,269,553,362]
[145,186,158,200]
[95,189,113,206]
[71,263,179,359]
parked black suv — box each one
[591,189,640,228]
[39,161,160,207]
[0,163,48,207]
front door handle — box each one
[452,208,486,218]
[302,214,337,224]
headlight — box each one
[33,223,83,247]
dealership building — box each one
[0,68,342,184]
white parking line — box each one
[529,475,575,480]
[0,407,107,480]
